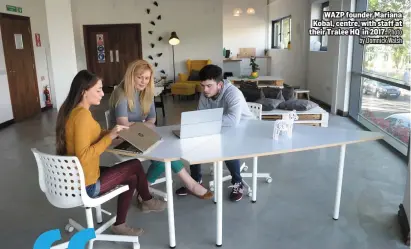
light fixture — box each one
[168,31,180,46]
[233,8,242,17]
[168,31,180,83]
[246,8,255,15]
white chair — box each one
[104,110,168,201]
[31,148,140,249]
[208,102,272,197]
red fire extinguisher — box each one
[43,86,52,107]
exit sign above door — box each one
[6,5,22,13]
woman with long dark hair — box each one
[55,70,166,236]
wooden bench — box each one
[262,106,329,127]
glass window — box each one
[360,77,410,153]
[271,16,292,49]
[362,0,411,85]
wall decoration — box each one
[160,70,165,74]
[158,36,163,41]
[157,15,161,20]
[96,34,105,63]
[154,62,158,67]
[148,31,153,35]
[153,1,158,7]
[150,21,155,26]
[150,43,155,48]
[148,55,154,60]
[35,33,41,47]
[146,8,150,14]
[157,53,163,57]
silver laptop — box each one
[112,122,162,155]
[173,108,224,139]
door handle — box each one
[115,50,119,62]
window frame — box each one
[319,1,329,51]
[271,15,292,49]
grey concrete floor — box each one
[0,94,408,249]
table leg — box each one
[213,162,217,204]
[165,161,176,248]
[252,157,258,203]
[216,160,223,247]
[333,144,346,220]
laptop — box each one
[111,122,162,155]
[172,108,224,139]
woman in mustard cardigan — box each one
[55,70,166,236]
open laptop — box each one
[172,108,224,139]
[111,122,162,155]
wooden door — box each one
[83,24,142,92]
[0,14,40,121]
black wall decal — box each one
[153,1,158,7]
[150,21,155,26]
[158,36,163,41]
[148,31,153,35]
[157,15,161,20]
[148,55,154,60]
[154,62,158,67]
[160,70,166,74]
[150,43,155,48]
[157,53,163,57]
[146,8,150,14]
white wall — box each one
[71,0,223,81]
[223,0,268,57]
[268,0,353,112]
[307,0,354,112]
[45,0,77,110]
[268,0,310,89]
[0,0,52,123]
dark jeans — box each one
[190,159,242,184]
[85,159,152,225]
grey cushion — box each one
[262,87,284,100]
[282,86,296,101]
[239,87,261,102]
[278,99,318,111]
[256,98,284,111]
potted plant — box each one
[249,56,260,78]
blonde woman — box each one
[109,59,212,199]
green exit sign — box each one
[6,5,22,13]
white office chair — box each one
[31,148,140,249]
[104,110,167,201]
[208,102,272,197]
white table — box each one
[180,120,383,247]
[107,125,217,248]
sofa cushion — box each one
[262,87,284,100]
[256,98,284,111]
[188,70,201,81]
[239,87,261,102]
[278,99,318,111]
[282,86,296,101]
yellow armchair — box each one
[172,59,212,95]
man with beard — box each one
[175,64,255,201]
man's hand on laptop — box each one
[109,125,129,139]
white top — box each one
[181,119,383,164]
